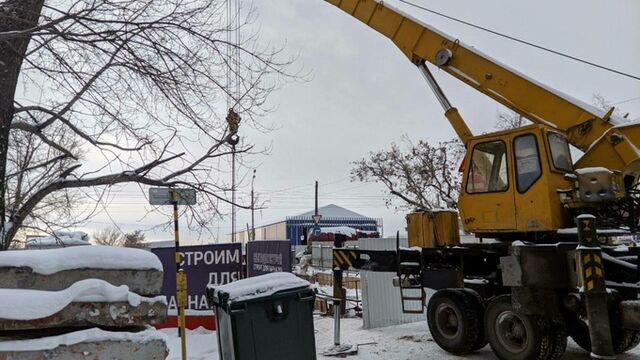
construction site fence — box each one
[310,241,359,269]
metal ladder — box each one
[398,257,424,314]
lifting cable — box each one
[226,0,241,242]
[397,0,640,82]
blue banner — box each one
[152,243,242,314]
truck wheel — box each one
[624,332,640,352]
[485,295,563,360]
[427,289,484,354]
[567,313,640,354]
[459,288,488,350]
[547,321,568,360]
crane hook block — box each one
[226,108,241,135]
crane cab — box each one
[458,124,574,240]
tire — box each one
[567,312,640,354]
[459,288,488,350]
[547,321,568,360]
[625,331,640,352]
[427,289,484,355]
[485,295,563,360]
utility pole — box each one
[148,187,196,360]
[171,191,188,360]
[251,169,256,241]
[311,181,322,247]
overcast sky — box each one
[75,0,640,244]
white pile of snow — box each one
[319,226,358,236]
[0,327,166,352]
[0,279,165,321]
[0,245,162,274]
[26,231,91,248]
[209,272,309,304]
[574,167,613,175]
[557,227,629,235]
[317,226,377,236]
[162,327,217,360]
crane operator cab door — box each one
[458,125,571,238]
[458,135,516,235]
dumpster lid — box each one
[208,272,310,306]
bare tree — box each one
[495,110,531,130]
[122,230,146,249]
[351,137,465,210]
[592,94,631,120]
[0,0,296,248]
[93,227,145,248]
[92,227,122,247]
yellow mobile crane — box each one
[321,1,640,359]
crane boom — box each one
[325,0,620,151]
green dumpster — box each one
[207,272,317,360]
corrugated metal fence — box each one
[359,237,426,329]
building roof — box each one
[293,204,369,219]
[228,204,379,240]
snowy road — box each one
[314,317,640,360]
[162,316,640,359]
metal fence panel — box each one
[310,241,359,268]
[359,237,426,329]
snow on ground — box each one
[161,327,218,360]
[163,316,640,359]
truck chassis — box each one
[333,217,640,360]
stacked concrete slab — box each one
[0,246,168,359]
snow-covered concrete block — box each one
[0,246,163,295]
[0,328,168,360]
[0,279,167,331]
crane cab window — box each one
[466,140,508,193]
[514,134,542,192]
[547,132,573,172]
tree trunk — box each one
[0,0,46,248]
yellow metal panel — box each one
[411,28,446,64]
[577,123,640,173]
[352,0,378,24]
[333,0,358,15]
[392,19,423,60]
[407,211,460,248]
[434,211,460,246]
[367,4,404,39]
[511,127,564,232]
[406,212,425,248]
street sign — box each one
[312,214,322,225]
[149,188,197,205]
[312,226,322,237]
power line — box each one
[611,96,640,106]
[397,0,640,81]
